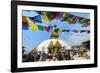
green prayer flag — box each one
[38,25,44,31]
[82,24,89,27]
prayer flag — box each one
[38,25,44,31]
[42,12,49,23]
[58,28,63,32]
[53,12,60,19]
[71,16,79,24]
[29,23,38,31]
[22,16,28,23]
[80,30,86,33]
[22,22,29,30]
[73,30,80,33]
[33,15,42,23]
[62,30,71,32]
[44,26,52,32]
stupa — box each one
[36,25,72,53]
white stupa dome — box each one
[37,39,72,53]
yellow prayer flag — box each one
[58,29,62,32]
[76,30,80,33]
[63,13,69,18]
[22,16,28,23]
[42,12,49,23]
[29,23,38,31]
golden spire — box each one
[50,25,59,39]
[48,41,54,49]
[55,40,62,48]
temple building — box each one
[36,25,72,54]
[29,25,72,61]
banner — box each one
[60,13,90,26]
[29,15,42,23]
[24,11,90,27]
[22,16,28,23]
[29,23,38,31]
[38,25,45,31]
[42,12,49,23]
[22,23,90,33]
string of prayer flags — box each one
[61,13,90,26]
[22,17,90,33]
[61,29,90,33]
[22,23,90,33]
[35,11,90,27]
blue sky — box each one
[22,10,90,54]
